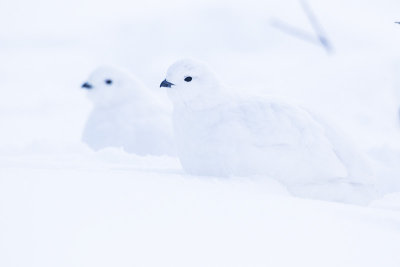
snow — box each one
[1,148,400,267]
[1,0,400,266]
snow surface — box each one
[1,0,400,266]
[1,147,400,267]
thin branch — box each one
[299,0,333,52]
[270,0,333,54]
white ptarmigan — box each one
[160,59,377,204]
[82,66,175,156]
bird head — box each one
[160,59,222,109]
[81,66,139,107]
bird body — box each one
[173,95,350,182]
[161,59,376,203]
[82,66,175,156]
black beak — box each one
[160,79,174,88]
[81,82,93,89]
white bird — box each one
[160,59,377,204]
[82,66,175,156]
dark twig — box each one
[270,0,333,54]
[299,0,333,52]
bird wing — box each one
[226,97,350,181]
[307,109,375,184]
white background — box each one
[1,0,400,266]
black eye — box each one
[105,79,113,85]
[184,76,192,82]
